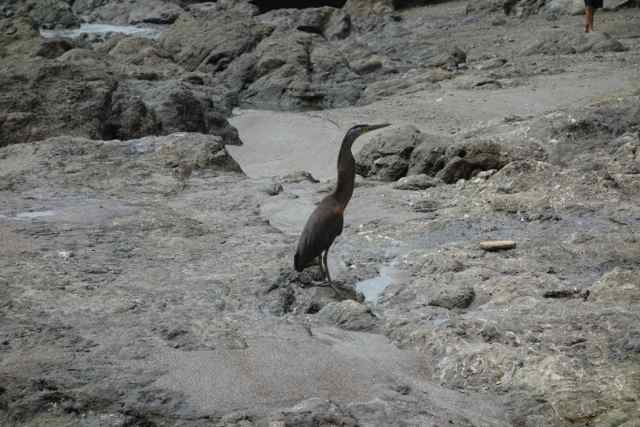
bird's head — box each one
[346,123,391,140]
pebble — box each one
[58,250,74,259]
[480,240,516,251]
[260,182,283,196]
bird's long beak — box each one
[364,123,391,133]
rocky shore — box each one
[1,1,639,426]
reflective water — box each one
[355,266,410,304]
[40,23,163,40]
[15,210,57,219]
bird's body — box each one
[294,123,390,285]
[294,195,344,273]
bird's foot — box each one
[328,282,343,295]
[317,280,347,295]
[310,280,333,287]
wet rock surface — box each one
[355,124,423,180]
[2,0,640,426]
[0,59,240,145]
[523,30,628,55]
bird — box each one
[294,123,390,289]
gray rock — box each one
[409,139,547,184]
[523,31,627,56]
[371,154,408,181]
[428,45,467,69]
[476,169,497,179]
[259,181,284,196]
[107,36,180,72]
[356,125,423,181]
[0,59,117,145]
[409,198,439,212]
[491,17,507,25]
[407,134,453,176]
[280,170,319,183]
[29,0,79,29]
[73,0,184,25]
[0,59,241,146]
[319,300,378,331]
[238,31,365,110]
[1,132,242,194]
[428,284,475,309]
[527,95,640,169]
[0,15,41,59]
[473,57,507,71]
[104,81,162,140]
[358,69,452,104]
[503,0,547,16]
[393,174,439,190]
[257,6,351,41]
[543,0,584,16]
[128,1,183,24]
[2,4,640,426]
[108,80,241,144]
[33,37,75,59]
[325,8,352,40]
[437,154,492,184]
[609,135,640,175]
[56,47,103,63]
[343,0,394,16]
[465,0,504,15]
[350,55,384,75]
[604,0,639,9]
[160,8,366,110]
[590,268,640,305]
[159,11,272,72]
[574,31,628,54]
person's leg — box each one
[585,6,594,32]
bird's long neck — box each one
[333,135,356,209]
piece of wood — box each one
[480,240,516,251]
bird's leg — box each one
[323,249,341,295]
[317,255,325,280]
[322,250,332,282]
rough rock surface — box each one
[0,59,241,146]
[258,6,352,41]
[237,30,365,110]
[32,36,76,58]
[107,79,240,144]
[0,133,511,426]
[343,0,394,16]
[0,60,118,144]
[72,0,185,25]
[435,139,547,183]
[0,15,41,59]
[28,0,80,29]
[1,1,640,426]
[159,10,272,73]
[355,124,424,180]
[318,300,378,331]
[523,30,627,55]
[392,173,439,190]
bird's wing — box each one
[294,201,343,270]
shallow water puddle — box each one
[355,265,410,304]
[14,210,57,220]
[40,23,163,40]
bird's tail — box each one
[294,252,304,272]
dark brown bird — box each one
[294,123,390,286]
